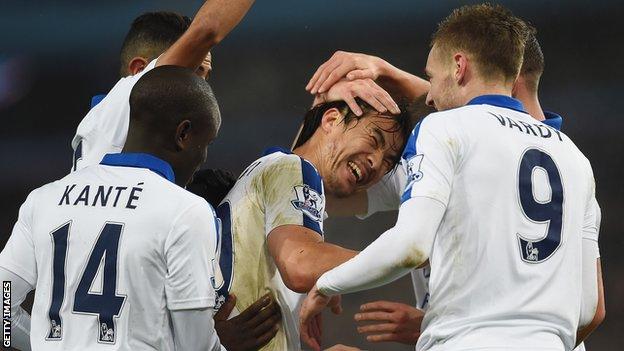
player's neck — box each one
[122,140,175,171]
[461,77,514,105]
[514,89,546,122]
[292,143,323,174]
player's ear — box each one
[175,120,192,150]
[453,52,468,85]
[128,57,149,76]
[320,108,342,134]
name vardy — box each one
[489,112,563,141]
[58,183,144,209]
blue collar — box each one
[467,94,527,114]
[100,153,175,183]
[263,146,292,156]
[543,111,563,131]
[90,94,106,109]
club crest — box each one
[291,185,324,222]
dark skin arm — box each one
[214,293,281,351]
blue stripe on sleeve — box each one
[401,121,423,203]
[300,158,324,235]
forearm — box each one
[158,0,255,69]
[317,197,444,296]
[377,62,430,100]
[283,241,357,293]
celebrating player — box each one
[212,79,419,350]
[300,4,604,351]
[0,66,226,350]
[71,0,254,171]
[307,26,605,350]
[84,11,213,115]
[50,0,283,349]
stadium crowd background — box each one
[0,0,621,349]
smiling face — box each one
[318,110,405,197]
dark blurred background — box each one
[1,0,622,350]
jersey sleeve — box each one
[71,59,158,171]
[263,156,326,236]
[0,190,38,286]
[400,116,460,206]
[164,200,218,311]
[358,164,406,219]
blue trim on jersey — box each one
[90,94,106,109]
[100,153,175,183]
[543,111,563,131]
[300,158,324,235]
[400,121,423,203]
[263,146,292,156]
[467,95,526,114]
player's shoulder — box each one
[257,147,319,176]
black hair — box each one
[119,11,192,77]
[186,169,237,207]
[292,98,425,165]
[129,65,220,139]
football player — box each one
[300,4,604,351]
[213,78,419,350]
[85,11,213,113]
[308,28,602,351]
[0,66,225,350]
[306,26,604,351]
[71,0,253,172]
[45,0,282,349]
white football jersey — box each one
[71,60,157,171]
[213,147,325,351]
[0,153,219,350]
[365,109,571,311]
[364,107,595,351]
[396,95,597,351]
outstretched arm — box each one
[157,0,255,70]
[299,197,445,351]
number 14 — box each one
[48,222,126,344]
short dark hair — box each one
[129,65,220,139]
[520,25,545,92]
[293,99,424,165]
[119,12,192,77]
[431,3,528,82]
